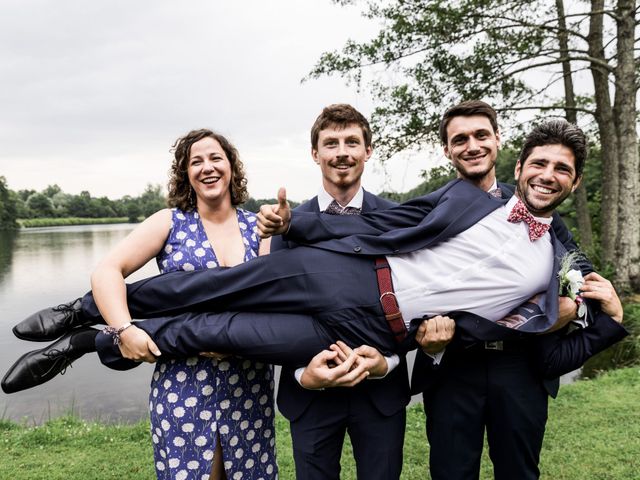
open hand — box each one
[257,187,291,238]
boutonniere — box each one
[558,251,587,317]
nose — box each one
[539,164,555,181]
[202,159,215,172]
[467,136,480,152]
[336,141,348,158]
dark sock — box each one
[69,328,99,354]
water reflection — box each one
[0,230,18,283]
[0,224,157,424]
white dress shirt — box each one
[387,195,554,326]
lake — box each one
[0,224,158,424]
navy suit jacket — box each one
[284,179,627,396]
[274,190,411,421]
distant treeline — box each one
[0,177,300,229]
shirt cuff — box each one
[294,367,324,390]
[367,354,399,380]
[424,348,445,365]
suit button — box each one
[393,249,400,254]
[353,246,362,253]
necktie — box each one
[507,199,551,241]
[489,187,502,198]
[325,199,362,216]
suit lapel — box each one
[362,189,378,213]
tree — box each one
[26,192,55,218]
[0,176,18,229]
[310,0,639,289]
[137,184,167,218]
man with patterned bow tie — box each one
[5,109,626,479]
[406,101,627,480]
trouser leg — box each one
[485,351,548,480]
[349,402,405,480]
[289,396,347,480]
[82,248,376,320]
[97,310,336,369]
[423,349,487,480]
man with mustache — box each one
[271,104,409,480]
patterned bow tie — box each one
[325,199,361,215]
[507,199,551,241]
[488,187,502,198]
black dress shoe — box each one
[1,327,97,394]
[13,297,100,342]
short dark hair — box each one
[439,100,499,145]
[167,129,248,211]
[310,104,373,149]
[519,120,586,179]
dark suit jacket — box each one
[274,190,411,421]
[406,183,627,398]
[286,179,563,334]
[284,179,627,397]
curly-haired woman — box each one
[89,129,277,479]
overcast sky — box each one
[0,0,436,202]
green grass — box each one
[1,368,638,479]
[18,217,132,228]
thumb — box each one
[148,339,161,357]
[276,187,288,212]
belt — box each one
[468,340,529,353]
[374,258,407,343]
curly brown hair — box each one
[167,129,249,211]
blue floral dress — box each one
[149,208,277,480]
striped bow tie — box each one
[507,199,551,241]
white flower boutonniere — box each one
[558,251,587,318]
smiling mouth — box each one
[462,154,486,162]
[333,164,354,170]
[531,184,556,194]
[201,177,220,185]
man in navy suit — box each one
[404,100,622,480]
[271,104,408,480]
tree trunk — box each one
[588,0,619,268]
[613,0,640,291]
[556,0,593,251]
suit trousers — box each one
[92,247,401,368]
[423,344,548,480]
[289,388,405,480]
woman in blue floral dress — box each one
[89,129,277,479]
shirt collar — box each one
[317,186,364,212]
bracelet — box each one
[102,322,134,345]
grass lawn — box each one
[1,367,638,479]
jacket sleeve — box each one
[533,306,628,379]
[285,182,452,245]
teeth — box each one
[533,185,553,194]
[202,178,219,184]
